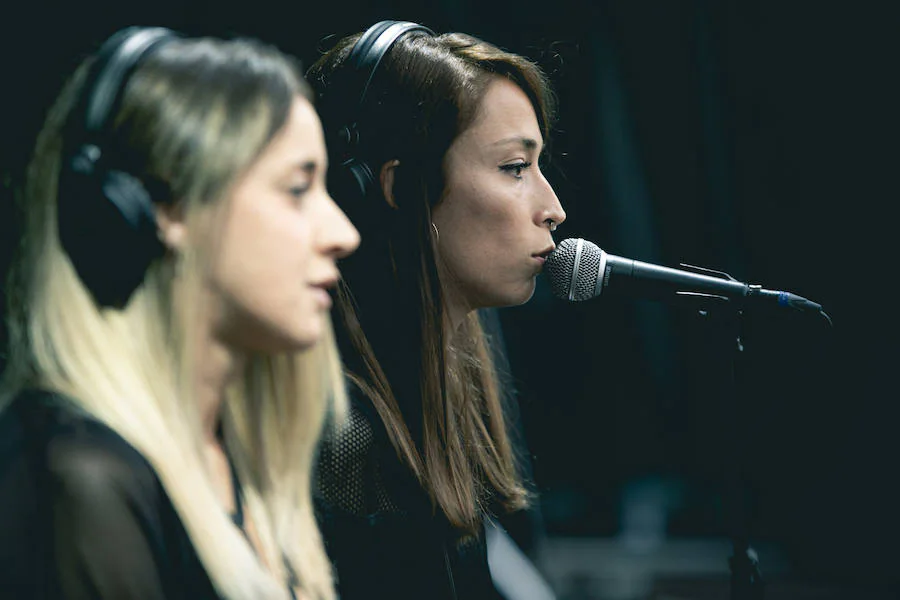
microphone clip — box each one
[677,262,741,282]
[674,263,741,311]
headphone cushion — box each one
[58,150,164,308]
[327,158,378,208]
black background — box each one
[1,0,897,592]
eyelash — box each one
[499,161,533,180]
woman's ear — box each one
[379,160,401,209]
[155,202,187,251]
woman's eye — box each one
[287,185,309,199]
[499,161,533,180]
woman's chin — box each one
[517,279,539,304]
[285,318,324,352]
[485,282,537,309]
[237,317,323,355]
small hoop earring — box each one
[431,222,440,242]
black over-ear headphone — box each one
[326,20,434,205]
[57,26,179,309]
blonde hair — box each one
[2,35,344,600]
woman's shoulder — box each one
[343,377,381,425]
[0,388,163,512]
[315,378,423,520]
[319,379,383,472]
[0,388,212,598]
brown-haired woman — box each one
[308,20,566,600]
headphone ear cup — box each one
[327,156,378,207]
[57,145,165,308]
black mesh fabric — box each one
[312,306,545,600]
[313,384,504,600]
[316,397,405,517]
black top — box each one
[0,389,221,599]
[313,386,504,600]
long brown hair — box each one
[308,30,556,535]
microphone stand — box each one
[676,270,765,600]
[711,307,764,600]
[675,262,830,599]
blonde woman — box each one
[0,26,359,600]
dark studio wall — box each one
[1,0,897,590]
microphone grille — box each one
[544,238,603,301]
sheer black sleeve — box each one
[46,431,171,599]
[0,391,217,600]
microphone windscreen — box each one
[544,238,603,301]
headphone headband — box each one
[82,27,176,135]
[325,20,434,204]
[347,21,434,113]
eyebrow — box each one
[491,136,540,151]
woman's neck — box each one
[195,329,246,445]
[441,280,474,338]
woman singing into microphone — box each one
[0,26,359,599]
[307,20,566,599]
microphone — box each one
[544,238,829,318]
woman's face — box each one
[432,76,566,311]
[205,96,360,353]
